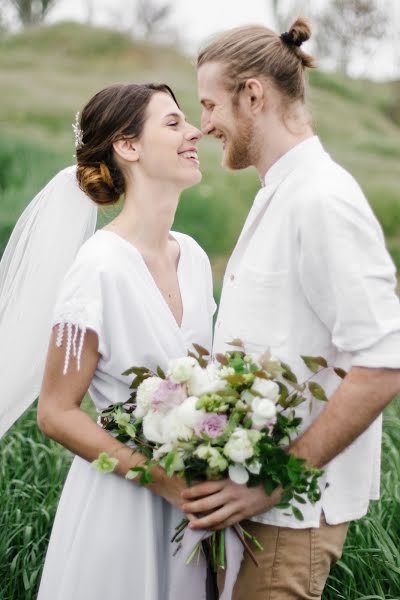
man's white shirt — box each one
[213,136,400,528]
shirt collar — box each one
[262,136,326,187]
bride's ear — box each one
[112,138,140,163]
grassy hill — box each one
[1,21,400,290]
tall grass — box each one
[0,400,399,599]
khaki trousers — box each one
[217,515,349,600]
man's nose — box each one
[200,111,213,135]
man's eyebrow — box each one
[164,111,186,121]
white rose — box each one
[188,364,227,397]
[168,357,197,384]
[142,409,166,444]
[252,397,277,420]
[247,459,262,475]
[134,376,163,419]
[174,396,205,429]
[162,407,193,443]
[228,464,249,485]
[251,378,280,403]
[223,428,254,464]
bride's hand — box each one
[149,468,192,512]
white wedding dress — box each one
[36,229,216,600]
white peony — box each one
[142,409,166,444]
[251,378,280,403]
[162,407,193,443]
[188,364,227,397]
[223,428,254,464]
[168,357,198,384]
[134,376,163,419]
[174,396,205,429]
[228,464,249,485]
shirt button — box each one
[230,274,235,281]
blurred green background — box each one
[1,22,400,293]
[1,20,400,600]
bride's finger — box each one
[188,504,237,530]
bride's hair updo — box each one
[76,83,179,206]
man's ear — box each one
[243,78,265,114]
[112,138,140,163]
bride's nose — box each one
[185,124,203,143]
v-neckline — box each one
[96,229,186,331]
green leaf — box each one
[215,353,229,366]
[293,493,307,504]
[165,451,176,477]
[292,506,305,521]
[263,478,277,496]
[334,367,347,379]
[157,366,166,379]
[125,468,141,480]
[301,355,327,373]
[282,370,298,384]
[226,338,244,348]
[308,382,328,402]
[193,343,210,357]
[287,393,306,408]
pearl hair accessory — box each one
[72,111,84,149]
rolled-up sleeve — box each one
[297,177,400,368]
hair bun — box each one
[76,162,121,206]
[287,17,312,47]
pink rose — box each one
[195,414,228,438]
[152,380,185,410]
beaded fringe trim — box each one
[56,321,87,374]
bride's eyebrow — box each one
[163,111,187,121]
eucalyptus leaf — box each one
[334,367,347,379]
[308,382,328,402]
[193,343,210,357]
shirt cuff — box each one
[351,330,400,369]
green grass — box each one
[1,399,399,599]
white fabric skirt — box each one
[37,455,183,600]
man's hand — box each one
[181,479,281,530]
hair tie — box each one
[280,31,303,47]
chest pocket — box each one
[232,266,289,350]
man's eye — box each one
[168,121,178,126]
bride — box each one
[0,82,216,599]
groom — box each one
[181,19,400,598]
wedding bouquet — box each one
[94,342,345,570]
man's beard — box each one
[223,116,257,170]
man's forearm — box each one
[289,366,400,469]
